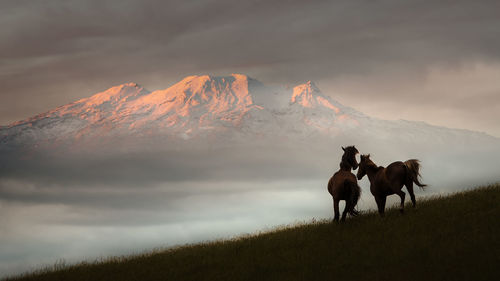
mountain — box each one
[0,73,498,150]
[0,74,359,145]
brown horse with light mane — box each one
[357,154,426,216]
[327,146,361,222]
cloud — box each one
[0,143,332,188]
[1,135,498,208]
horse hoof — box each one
[399,209,405,214]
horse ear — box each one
[367,154,370,158]
[342,146,345,151]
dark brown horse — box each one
[327,146,362,222]
[356,154,426,216]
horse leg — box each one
[380,196,387,216]
[375,196,386,217]
[341,200,350,222]
[406,182,417,207]
[333,198,340,223]
[396,189,406,213]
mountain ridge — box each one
[1,74,498,149]
[0,74,363,144]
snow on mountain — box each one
[0,74,498,149]
[291,81,337,111]
[0,74,356,144]
[0,83,150,145]
[123,74,264,137]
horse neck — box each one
[339,160,352,172]
[365,163,380,182]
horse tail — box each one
[404,159,427,190]
[345,180,361,216]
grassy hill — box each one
[5,184,499,281]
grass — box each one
[4,184,500,281]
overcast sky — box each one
[1,0,500,136]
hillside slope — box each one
[5,185,499,281]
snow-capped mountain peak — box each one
[291,81,340,113]
[74,82,148,107]
[138,73,254,110]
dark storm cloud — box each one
[1,0,500,135]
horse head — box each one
[356,154,370,180]
[342,145,359,170]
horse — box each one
[356,154,426,216]
[327,146,362,222]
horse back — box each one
[384,161,407,185]
[328,170,357,198]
